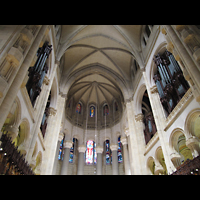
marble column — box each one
[60,140,73,175]
[110,143,118,175]
[0,25,48,135]
[96,146,103,175]
[121,136,131,175]
[77,145,86,175]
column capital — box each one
[47,107,57,116]
[121,136,128,145]
[150,85,158,94]
[96,146,103,154]
[58,132,64,142]
[135,113,144,122]
[78,145,86,153]
[43,75,50,85]
[110,144,118,151]
[63,140,73,149]
[124,128,130,137]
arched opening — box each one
[85,140,97,165]
[147,157,155,175]
[169,129,193,168]
[153,50,190,116]
[142,90,157,144]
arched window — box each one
[90,106,95,117]
[103,104,109,116]
[118,136,123,163]
[85,140,97,165]
[76,102,82,114]
[105,140,111,164]
[58,135,65,160]
[69,138,77,163]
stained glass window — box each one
[58,136,65,160]
[90,106,95,117]
[85,140,97,165]
[103,104,109,116]
[69,138,75,163]
[76,103,81,114]
[118,136,123,163]
[105,140,110,164]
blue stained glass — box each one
[105,140,110,164]
[58,138,64,160]
[69,138,75,163]
[90,106,95,117]
[76,103,81,114]
[118,136,123,163]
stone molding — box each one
[63,140,73,149]
[96,146,103,154]
[121,136,128,145]
[78,145,86,153]
[135,113,144,122]
[110,144,118,151]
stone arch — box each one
[155,146,167,175]
[148,41,167,88]
[169,128,186,152]
[134,83,147,115]
[146,156,155,175]
[184,108,200,139]
[15,118,30,157]
[2,96,21,137]
[34,151,42,175]
[169,128,193,167]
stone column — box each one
[135,113,147,174]
[121,136,131,175]
[110,143,118,175]
[124,128,132,175]
[52,132,64,175]
[96,146,103,175]
[77,145,86,175]
[60,140,73,175]
[0,25,48,135]
[126,99,142,175]
[41,94,66,175]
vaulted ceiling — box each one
[57,25,143,108]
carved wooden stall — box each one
[0,133,34,175]
[171,156,200,175]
